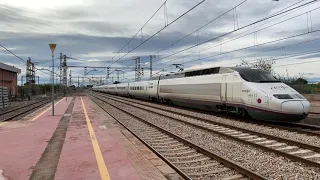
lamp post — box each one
[49,44,57,116]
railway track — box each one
[0,99,51,122]
[90,92,320,168]
[89,94,267,180]
[91,91,320,137]
[253,120,320,136]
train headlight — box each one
[273,94,293,99]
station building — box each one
[0,62,21,96]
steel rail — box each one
[91,92,320,168]
[0,99,50,116]
[89,95,191,180]
[93,91,320,137]
[1,99,52,122]
[88,93,269,180]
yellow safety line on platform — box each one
[81,97,111,180]
[0,122,7,127]
[30,98,65,121]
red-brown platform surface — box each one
[0,96,171,180]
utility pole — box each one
[62,55,67,102]
[115,70,120,82]
[135,57,141,81]
[78,75,80,87]
[26,57,35,98]
[60,53,63,84]
[107,67,110,78]
[69,70,72,86]
[141,68,144,77]
[82,77,84,86]
[149,55,154,80]
[63,55,67,86]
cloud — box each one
[1,0,320,84]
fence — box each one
[0,86,8,108]
[291,84,320,94]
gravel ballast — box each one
[108,95,320,148]
[95,96,320,179]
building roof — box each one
[0,62,21,73]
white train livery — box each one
[92,67,310,121]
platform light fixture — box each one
[49,43,57,116]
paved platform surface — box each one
[0,96,176,180]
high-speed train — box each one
[92,66,310,121]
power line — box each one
[105,0,168,67]
[107,0,207,68]
[0,44,26,62]
[153,0,248,55]
[153,0,319,64]
[274,59,320,67]
[226,47,320,66]
[151,36,320,77]
[151,49,320,77]
[225,35,320,62]
[0,44,58,77]
[167,1,319,63]
[182,29,320,66]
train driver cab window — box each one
[232,68,281,83]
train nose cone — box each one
[281,101,304,114]
[300,101,310,114]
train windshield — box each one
[231,67,281,83]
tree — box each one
[237,58,276,73]
[276,73,308,85]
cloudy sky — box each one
[1,0,320,85]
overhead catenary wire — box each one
[150,33,320,77]
[165,1,319,64]
[109,0,320,82]
[150,24,320,75]
[152,0,319,64]
[102,0,316,81]
[150,49,320,78]
[153,0,248,55]
[105,0,168,67]
[180,29,320,66]
[106,0,207,68]
[0,44,60,77]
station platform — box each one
[0,96,179,180]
